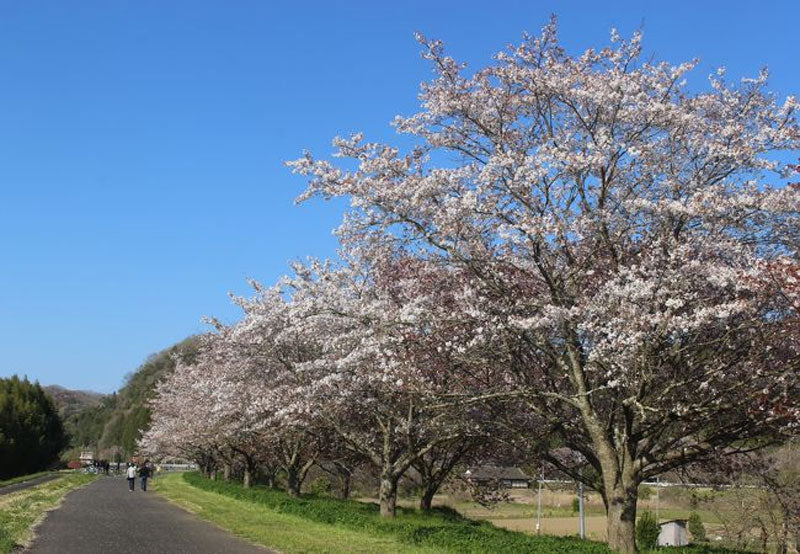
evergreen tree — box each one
[0,376,67,479]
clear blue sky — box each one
[1,1,797,392]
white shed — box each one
[658,519,689,547]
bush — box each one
[636,510,660,551]
[688,512,706,542]
[309,476,332,496]
[572,497,580,512]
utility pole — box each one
[536,466,543,534]
[655,476,660,522]
[578,481,586,539]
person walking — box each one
[139,462,151,492]
[126,463,137,492]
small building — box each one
[79,451,94,465]
[464,466,531,488]
[658,519,689,547]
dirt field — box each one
[491,515,609,540]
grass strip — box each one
[0,473,95,553]
[178,472,612,553]
[0,471,57,489]
[153,472,439,553]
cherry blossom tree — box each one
[144,286,324,495]
[284,255,490,516]
[140,335,229,476]
[315,435,367,500]
[411,438,477,511]
[290,19,800,552]
[221,284,326,496]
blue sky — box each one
[1,1,797,392]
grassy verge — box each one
[0,471,57,489]
[163,473,751,554]
[153,472,441,553]
[0,473,95,553]
[158,472,613,553]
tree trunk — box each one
[776,514,788,554]
[379,475,398,517]
[420,486,436,511]
[287,467,301,497]
[223,462,231,481]
[338,471,351,500]
[605,487,638,554]
[243,467,252,489]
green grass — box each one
[0,471,57,489]
[159,472,613,553]
[0,473,95,553]
[160,473,752,554]
[154,473,439,553]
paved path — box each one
[26,476,271,553]
[0,474,60,496]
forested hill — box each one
[43,385,105,422]
[61,336,200,460]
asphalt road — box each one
[0,474,60,496]
[26,476,272,553]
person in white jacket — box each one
[126,463,137,492]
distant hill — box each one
[43,385,105,421]
[59,336,200,460]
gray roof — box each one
[466,466,531,481]
[659,520,687,526]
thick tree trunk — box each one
[287,467,301,497]
[223,462,231,481]
[605,486,638,554]
[419,486,436,511]
[379,475,398,517]
[569,345,639,553]
[243,467,252,489]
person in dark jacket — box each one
[139,462,151,491]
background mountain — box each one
[53,336,200,461]
[43,385,105,422]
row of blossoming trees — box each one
[141,21,800,553]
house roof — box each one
[465,466,531,481]
[659,519,687,526]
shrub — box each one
[688,512,706,542]
[635,510,660,551]
[309,476,332,496]
[572,497,580,512]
